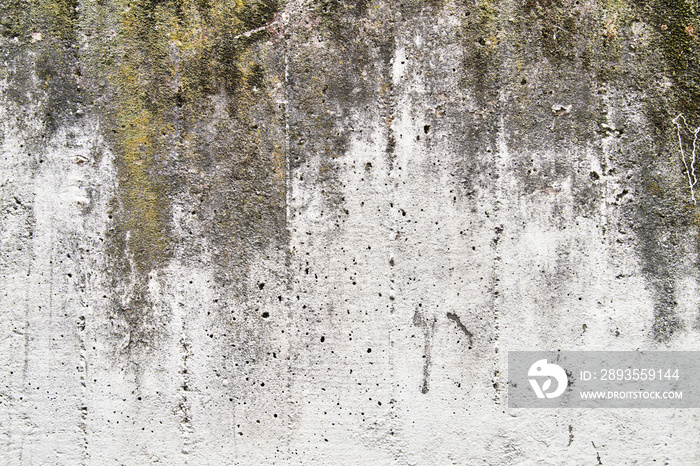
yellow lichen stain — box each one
[110,0,177,274]
[646,181,663,196]
[32,0,77,43]
[106,0,283,280]
[476,0,499,48]
[271,142,285,182]
[113,86,172,272]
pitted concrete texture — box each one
[1,0,700,464]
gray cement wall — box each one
[1,0,699,463]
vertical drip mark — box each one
[77,309,88,462]
[76,237,90,463]
[381,39,397,166]
[19,259,32,463]
[48,228,54,368]
[281,7,293,458]
[413,309,435,394]
[490,115,509,402]
[232,398,237,460]
[382,77,397,163]
[178,332,193,456]
[385,28,399,415]
[283,10,291,232]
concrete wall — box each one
[1,0,699,463]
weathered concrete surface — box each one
[2,0,700,463]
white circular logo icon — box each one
[528,359,568,399]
